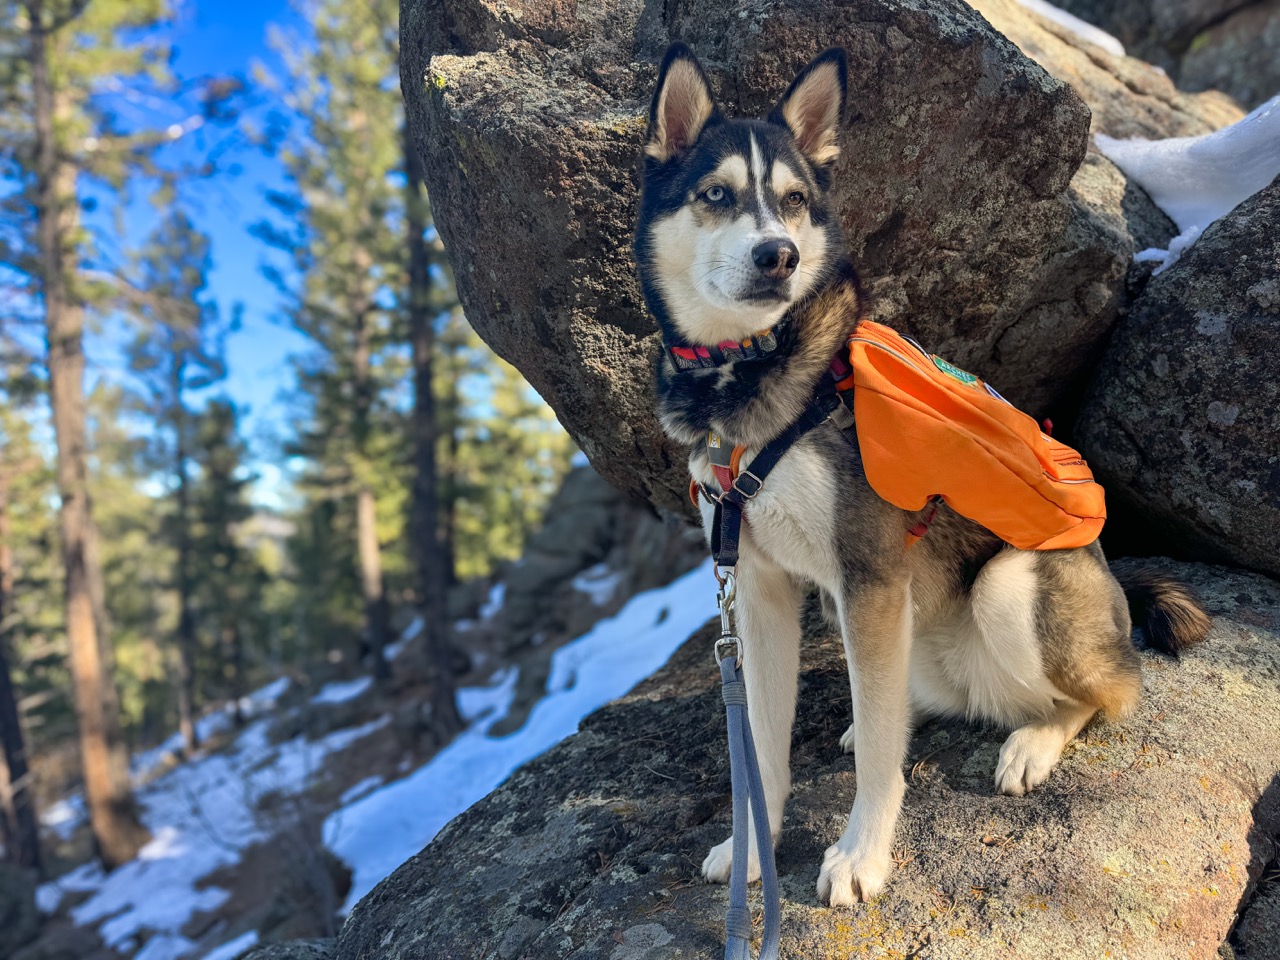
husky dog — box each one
[635,43,1211,906]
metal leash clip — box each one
[713,568,742,666]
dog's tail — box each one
[1115,567,1212,656]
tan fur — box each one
[645,59,715,162]
[777,60,843,165]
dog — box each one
[634,43,1211,906]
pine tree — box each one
[0,404,43,872]
[5,0,225,867]
[189,400,265,723]
[123,207,225,755]
[258,0,404,679]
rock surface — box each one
[403,0,1134,511]
[331,559,1280,959]
[1179,1,1280,111]
[1078,177,1280,580]
[970,0,1244,137]
[1238,886,1280,958]
[245,940,335,960]
[1055,0,1280,109]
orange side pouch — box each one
[848,321,1105,551]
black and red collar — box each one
[665,328,780,371]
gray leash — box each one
[714,570,781,960]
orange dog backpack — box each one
[845,320,1105,551]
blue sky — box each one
[95,0,311,499]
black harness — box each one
[702,391,844,568]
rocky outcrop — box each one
[1055,0,1280,109]
[1238,886,1280,958]
[497,467,703,657]
[969,0,1244,137]
[473,465,704,734]
[1078,177,1280,580]
[403,0,1172,511]
[1179,2,1280,111]
[245,940,335,960]
[327,559,1280,959]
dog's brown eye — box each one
[786,191,807,208]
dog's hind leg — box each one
[818,574,913,905]
[701,539,803,885]
[995,698,1097,796]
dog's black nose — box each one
[752,239,799,280]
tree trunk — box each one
[27,0,148,869]
[405,124,461,739]
[351,250,390,680]
[0,471,42,872]
[173,363,198,755]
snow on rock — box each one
[322,559,719,913]
[42,794,87,842]
[479,582,506,621]
[455,667,519,724]
[1097,95,1280,273]
[200,929,259,960]
[571,562,623,606]
[310,675,374,706]
[37,713,391,959]
[339,775,385,806]
[1015,0,1124,56]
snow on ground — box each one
[572,562,623,606]
[44,679,297,843]
[479,582,506,620]
[310,675,374,706]
[323,559,719,912]
[1015,0,1125,56]
[37,706,391,960]
[1097,94,1280,274]
[200,930,259,960]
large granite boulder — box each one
[1054,0,1280,109]
[969,0,1245,137]
[404,0,1124,511]
[1078,177,1280,580]
[1179,2,1280,111]
[329,559,1280,958]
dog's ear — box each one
[645,43,719,163]
[769,48,848,167]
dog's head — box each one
[635,44,848,347]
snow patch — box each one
[200,929,260,960]
[339,775,385,806]
[572,563,623,606]
[455,667,519,723]
[1097,95,1280,274]
[1015,0,1125,56]
[323,559,718,913]
[479,582,506,621]
[40,714,391,959]
[311,675,374,706]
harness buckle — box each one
[731,470,763,500]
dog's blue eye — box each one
[704,186,728,204]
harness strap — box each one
[720,654,782,960]
[707,393,842,568]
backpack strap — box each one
[706,392,842,568]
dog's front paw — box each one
[995,725,1062,797]
[839,721,856,754]
[817,841,891,906]
[701,836,760,885]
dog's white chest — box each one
[692,442,843,593]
